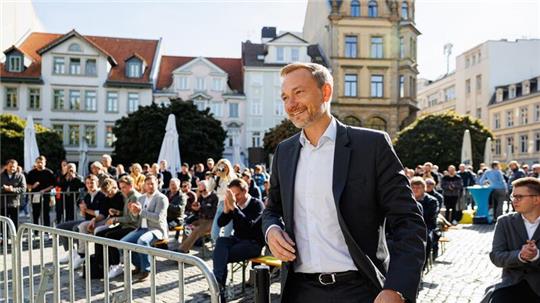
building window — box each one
[410,37,416,59]
[399,37,404,58]
[8,55,23,72]
[274,99,284,116]
[53,57,65,74]
[68,125,80,146]
[291,48,300,61]
[476,108,482,119]
[371,75,384,97]
[251,98,262,116]
[127,60,142,78]
[69,90,80,110]
[106,91,119,112]
[370,37,383,58]
[351,0,360,17]
[212,78,222,91]
[194,100,206,111]
[196,77,205,90]
[496,89,503,102]
[536,133,540,152]
[29,88,40,110]
[509,86,516,98]
[53,89,64,110]
[344,74,357,97]
[520,135,528,153]
[345,35,357,58]
[252,132,261,147]
[229,103,239,118]
[5,87,17,109]
[507,137,514,154]
[506,110,513,127]
[277,47,284,62]
[68,43,82,52]
[178,76,188,90]
[127,92,139,113]
[105,125,116,147]
[85,125,97,146]
[494,139,501,155]
[85,59,97,76]
[520,107,528,125]
[366,117,387,131]
[399,75,404,98]
[52,124,64,143]
[409,76,416,97]
[401,1,409,19]
[69,58,81,75]
[493,113,500,129]
[535,104,540,121]
[523,81,531,95]
[465,79,471,94]
[465,58,470,68]
[444,86,455,101]
[85,91,97,111]
[476,74,482,92]
[210,101,223,117]
[368,0,378,17]
[428,93,438,107]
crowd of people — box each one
[0,154,272,302]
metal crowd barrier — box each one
[5,220,220,303]
[0,216,18,303]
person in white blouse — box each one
[484,177,540,302]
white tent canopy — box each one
[483,137,492,165]
[24,115,40,172]
[79,138,89,177]
[461,129,473,166]
[157,114,182,176]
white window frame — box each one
[69,58,81,75]
[69,90,81,111]
[251,98,262,116]
[8,55,22,72]
[371,75,384,98]
[85,90,97,111]
[28,88,41,110]
[291,48,300,62]
[106,91,119,113]
[229,102,239,118]
[53,57,65,74]
[53,89,65,110]
[127,92,139,113]
[276,47,284,62]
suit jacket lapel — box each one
[283,137,302,232]
[332,122,351,207]
[513,214,529,242]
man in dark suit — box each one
[484,177,540,302]
[262,63,426,303]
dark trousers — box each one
[56,194,77,224]
[282,270,377,303]
[444,196,459,222]
[56,219,85,252]
[32,195,51,227]
[0,205,18,238]
[490,280,540,302]
[212,236,262,286]
[95,225,135,266]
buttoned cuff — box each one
[531,248,540,262]
[518,251,528,263]
[265,224,282,244]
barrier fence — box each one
[0,216,17,303]
[0,216,220,303]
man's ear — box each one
[322,83,332,103]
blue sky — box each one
[31,0,540,80]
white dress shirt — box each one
[293,117,357,273]
[141,191,156,229]
[518,214,540,262]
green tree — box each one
[393,111,493,170]
[263,119,300,154]
[0,113,65,170]
[112,100,226,167]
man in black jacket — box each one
[27,155,56,227]
[1,159,26,230]
[411,177,439,267]
[212,178,264,301]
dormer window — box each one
[523,80,530,95]
[496,88,504,102]
[7,54,23,72]
[401,1,409,19]
[68,43,82,52]
[351,0,360,17]
[276,47,284,62]
[126,58,142,78]
[509,85,517,99]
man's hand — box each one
[87,219,95,233]
[520,240,538,261]
[2,185,14,192]
[129,201,142,215]
[223,189,235,213]
[267,227,296,262]
[106,217,117,226]
[374,290,406,303]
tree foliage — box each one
[263,119,300,154]
[393,111,493,170]
[0,113,65,170]
[112,100,226,167]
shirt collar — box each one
[521,214,540,225]
[146,190,157,200]
[299,116,337,148]
[239,194,252,210]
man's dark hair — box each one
[491,161,500,169]
[5,159,17,165]
[228,178,248,191]
[512,177,540,195]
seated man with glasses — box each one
[483,177,540,302]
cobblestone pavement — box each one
[0,222,500,303]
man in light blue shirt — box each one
[479,161,508,221]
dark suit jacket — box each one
[262,119,426,302]
[487,213,540,297]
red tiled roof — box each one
[156,55,243,93]
[1,31,159,85]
